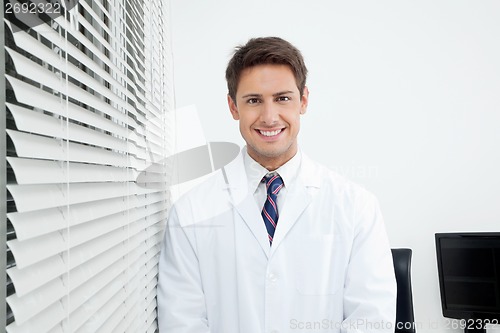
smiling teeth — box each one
[259,129,282,137]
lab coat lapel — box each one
[270,154,321,255]
[222,153,271,258]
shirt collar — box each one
[243,146,302,193]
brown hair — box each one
[225,37,308,102]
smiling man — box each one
[157,37,396,333]
[227,63,307,171]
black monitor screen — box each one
[435,232,500,320]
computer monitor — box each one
[435,232,500,333]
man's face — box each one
[228,64,308,170]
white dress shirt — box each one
[243,149,301,218]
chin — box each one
[247,140,296,160]
[258,149,292,162]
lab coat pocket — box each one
[295,235,343,295]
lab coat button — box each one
[267,273,277,282]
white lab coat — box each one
[157,151,396,333]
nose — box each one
[259,101,279,125]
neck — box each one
[247,147,298,171]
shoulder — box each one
[301,154,377,205]
[175,169,225,201]
[169,169,227,221]
[169,152,245,226]
[301,155,383,235]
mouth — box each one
[257,128,284,137]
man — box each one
[158,37,396,333]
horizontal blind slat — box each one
[7,130,130,168]
[7,276,64,325]
[7,182,137,212]
[63,221,152,272]
[6,20,145,118]
[76,290,127,333]
[8,196,135,240]
[6,299,64,333]
[6,76,128,137]
[5,45,135,117]
[6,256,65,297]
[9,208,164,272]
[7,103,128,152]
[70,290,126,333]
[6,218,166,329]
[7,51,135,126]
[49,16,146,118]
[8,210,138,268]
[7,157,134,185]
[8,252,131,326]
[8,181,162,213]
[7,233,147,297]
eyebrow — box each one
[241,91,295,99]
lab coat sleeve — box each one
[342,192,397,333]
[157,205,210,333]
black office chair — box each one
[391,248,416,333]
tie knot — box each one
[264,174,284,196]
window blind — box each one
[3,0,173,331]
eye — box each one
[276,96,291,102]
[247,98,260,104]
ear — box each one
[300,86,309,115]
[228,95,240,120]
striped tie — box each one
[261,174,284,245]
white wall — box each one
[170,1,500,332]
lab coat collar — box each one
[242,146,302,194]
[221,147,322,258]
[270,153,322,254]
